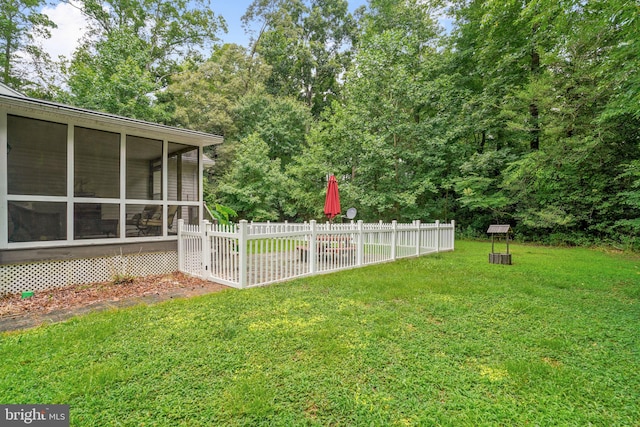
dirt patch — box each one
[0,272,228,319]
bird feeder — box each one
[487,224,513,265]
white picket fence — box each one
[178,219,455,289]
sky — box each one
[39,0,369,60]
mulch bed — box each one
[0,272,228,319]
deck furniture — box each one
[126,205,171,236]
[297,234,356,262]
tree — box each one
[303,0,454,222]
[168,43,271,137]
[447,0,553,154]
[242,0,358,116]
[285,119,340,220]
[167,43,273,213]
[0,0,55,90]
[615,160,640,247]
[64,29,166,121]
[75,0,224,73]
[447,0,640,243]
[63,0,225,120]
[233,93,312,169]
[216,133,288,221]
[502,0,640,242]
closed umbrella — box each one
[324,174,341,221]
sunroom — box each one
[0,85,222,294]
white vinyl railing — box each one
[178,219,455,289]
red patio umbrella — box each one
[324,174,341,221]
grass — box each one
[1,240,639,426]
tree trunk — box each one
[3,32,12,84]
[529,101,540,150]
[529,25,541,151]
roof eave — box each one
[0,93,223,147]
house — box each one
[0,83,223,295]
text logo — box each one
[1,405,69,427]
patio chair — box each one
[126,205,160,236]
[145,205,179,235]
[126,205,179,236]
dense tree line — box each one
[2,0,638,247]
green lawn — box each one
[1,241,639,426]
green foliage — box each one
[454,150,516,220]
[168,44,271,136]
[22,0,640,247]
[243,0,358,116]
[2,242,639,424]
[76,0,224,71]
[216,133,288,221]
[64,30,166,121]
[614,160,640,248]
[443,0,640,244]
[233,93,312,169]
[61,0,225,120]
[203,179,238,225]
[283,133,330,220]
[209,203,238,226]
[301,2,452,222]
[0,0,56,90]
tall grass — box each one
[1,241,638,426]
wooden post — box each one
[506,232,510,254]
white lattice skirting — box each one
[0,251,178,296]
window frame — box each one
[1,107,204,250]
